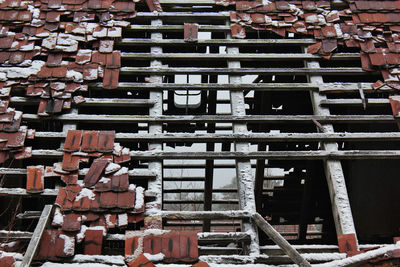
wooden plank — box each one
[160,210,251,219]
[20,205,53,267]
[29,149,400,160]
[227,42,259,255]
[121,52,359,61]
[146,18,163,225]
[10,97,155,107]
[32,132,400,142]
[118,38,316,46]
[307,58,357,240]
[120,67,369,75]
[90,82,321,91]
[252,213,311,267]
[22,114,396,123]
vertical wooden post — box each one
[227,40,260,254]
[306,56,358,241]
[146,18,164,228]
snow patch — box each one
[143,252,164,262]
[59,234,75,256]
[134,186,144,210]
[75,188,95,201]
[98,177,110,184]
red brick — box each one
[111,171,129,192]
[6,128,27,148]
[64,130,83,152]
[162,232,180,263]
[98,130,115,153]
[231,24,246,39]
[125,231,142,256]
[100,191,118,208]
[184,23,198,42]
[84,229,103,255]
[26,165,44,194]
[127,254,156,267]
[84,158,109,187]
[81,131,99,152]
[103,68,119,89]
[35,229,58,261]
[90,191,103,211]
[94,176,112,192]
[55,234,75,257]
[389,96,400,117]
[144,234,162,255]
[117,190,135,209]
[105,51,121,69]
[0,255,15,266]
[62,213,82,232]
[338,233,358,256]
[62,152,81,171]
[61,174,78,185]
[179,231,198,263]
[46,53,62,67]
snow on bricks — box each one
[125,230,199,264]
[33,130,144,262]
[0,0,144,117]
[222,0,400,91]
[0,108,32,164]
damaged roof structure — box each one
[0,0,400,266]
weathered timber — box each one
[307,58,357,239]
[120,67,370,75]
[20,205,52,267]
[252,213,312,267]
[22,114,396,123]
[29,150,400,160]
[118,38,316,46]
[121,52,359,61]
[33,132,400,142]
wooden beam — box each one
[227,41,259,255]
[159,210,251,219]
[307,57,357,240]
[252,213,312,267]
[120,67,370,75]
[33,132,400,142]
[29,149,400,160]
[10,97,154,107]
[118,38,316,46]
[20,205,52,267]
[121,52,359,61]
[90,82,321,91]
[22,114,396,123]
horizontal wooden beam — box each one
[33,131,400,142]
[90,82,320,91]
[118,38,316,46]
[129,24,230,32]
[120,67,369,75]
[10,97,155,107]
[89,82,384,93]
[29,149,400,160]
[0,168,155,178]
[135,11,229,18]
[121,52,359,61]
[159,210,251,219]
[22,114,395,123]
[320,98,389,106]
